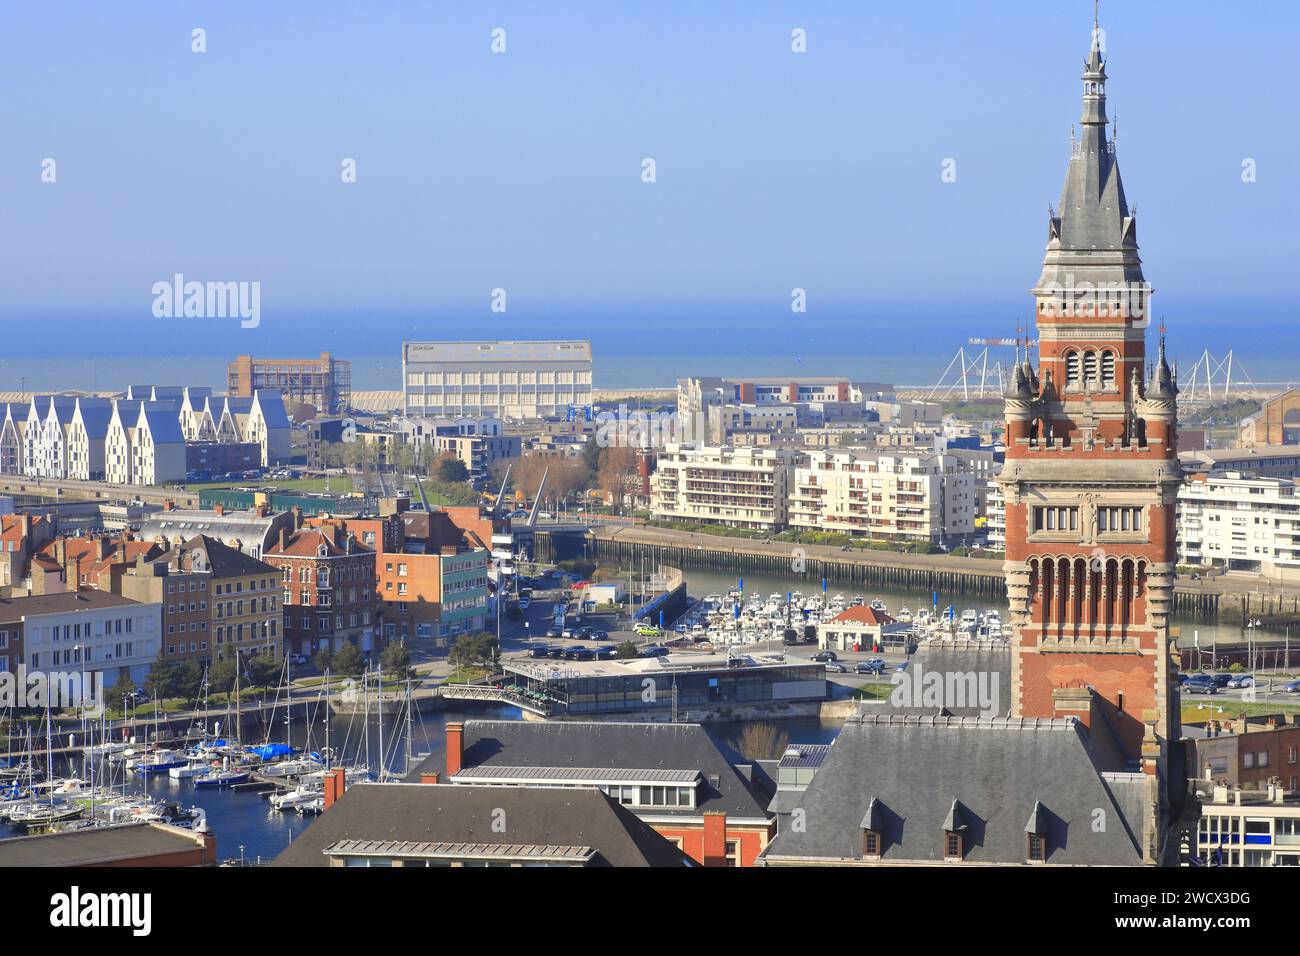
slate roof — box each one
[878,639,1012,718]
[271,783,692,868]
[412,719,771,822]
[73,398,114,439]
[159,534,278,578]
[761,714,1147,866]
[0,589,140,625]
[138,402,184,443]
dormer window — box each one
[943,800,968,861]
[1025,801,1049,864]
[1027,833,1046,862]
[860,797,884,861]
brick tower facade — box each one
[997,15,1182,788]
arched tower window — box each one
[1082,350,1098,387]
[1065,352,1081,387]
[1101,351,1116,388]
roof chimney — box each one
[278,526,289,553]
[292,505,303,530]
[446,722,464,778]
[213,504,224,516]
[163,500,174,511]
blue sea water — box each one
[0,298,1295,393]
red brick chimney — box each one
[701,811,728,867]
[420,772,440,785]
[278,526,289,553]
[446,722,464,778]
[323,767,347,809]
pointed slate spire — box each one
[1149,326,1177,398]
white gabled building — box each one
[66,398,114,481]
[26,396,77,478]
[0,403,29,476]
[105,400,143,485]
[132,402,186,485]
[245,390,292,465]
[178,387,213,441]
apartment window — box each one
[863,830,881,858]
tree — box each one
[614,641,640,659]
[144,661,179,701]
[436,455,470,484]
[332,642,365,678]
[209,653,239,695]
[246,655,282,689]
[449,632,499,669]
[380,642,412,681]
[175,661,205,702]
[108,672,136,711]
[314,646,334,673]
[598,446,639,508]
[730,722,790,761]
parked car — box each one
[1284,681,1300,694]
[1226,675,1255,689]
[288,654,309,666]
[811,650,838,663]
[571,647,595,661]
[528,644,550,658]
[588,630,609,641]
[634,624,663,637]
[824,661,847,673]
[1185,682,1218,695]
[547,646,566,659]
[594,645,617,660]
[545,627,563,639]
[855,659,886,675]
[641,646,670,658]
[576,626,594,640]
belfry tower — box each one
[998,12,1182,790]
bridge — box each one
[435,682,560,717]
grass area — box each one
[186,476,354,494]
[445,666,491,685]
[851,683,894,701]
[1182,700,1300,722]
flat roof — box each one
[0,822,204,867]
[0,589,140,624]
[453,766,701,785]
[504,651,819,681]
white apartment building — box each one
[1194,786,1300,867]
[985,471,1006,550]
[651,444,799,531]
[12,590,162,687]
[1178,471,1300,582]
[788,450,977,544]
[402,341,593,421]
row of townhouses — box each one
[0,385,290,485]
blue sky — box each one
[0,1,1297,382]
